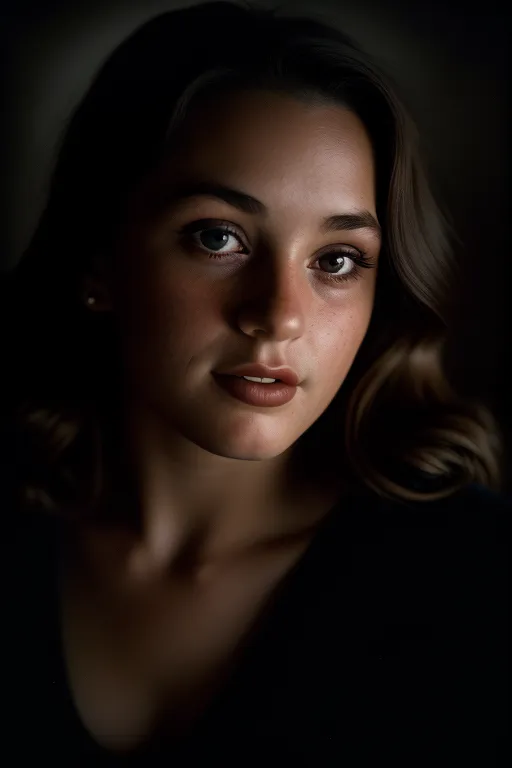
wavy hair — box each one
[0,0,503,517]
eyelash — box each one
[178,219,376,285]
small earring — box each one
[86,295,96,306]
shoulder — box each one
[308,482,509,622]
[290,485,510,763]
[345,481,511,535]
[311,479,511,559]
[298,481,509,686]
[412,481,511,513]
[347,480,510,567]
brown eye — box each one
[314,248,375,285]
[318,251,356,277]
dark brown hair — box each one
[1,0,503,517]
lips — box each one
[212,371,298,407]
[216,363,300,388]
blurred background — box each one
[1,0,510,487]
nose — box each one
[235,254,307,341]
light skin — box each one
[64,89,381,747]
[84,88,381,574]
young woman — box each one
[2,1,508,764]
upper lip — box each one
[215,363,300,387]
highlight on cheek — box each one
[177,219,377,286]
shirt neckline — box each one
[46,486,353,759]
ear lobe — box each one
[83,276,112,312]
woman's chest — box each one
[59,540,309,753]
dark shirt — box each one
[6,482,510,766]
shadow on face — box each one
[106,89,381,466]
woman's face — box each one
[107,89,381,461]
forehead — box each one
[161,89,376,213]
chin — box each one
[188,424,296,463]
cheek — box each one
[112,252,221,363]
[314,290,375,381]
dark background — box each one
[1,0,510,486]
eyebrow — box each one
[162,180,382,239]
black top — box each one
[5,482,510,766]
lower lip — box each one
[212,373,298,407]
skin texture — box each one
[64,90,382,749]
[86,88,381,568]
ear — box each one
[82,276,112,312]
[82,255,113,312]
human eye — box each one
[177,219,376,285]
[177,219,248,259]
[313,246,377,285]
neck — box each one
[89,408,327,573]
[81,391,347,580]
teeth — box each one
[242,376,277,383]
